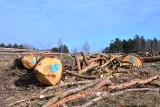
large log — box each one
[21,54,37,69]
[121,53,143,66]
[34,57,63,85]
[141,56,160,62]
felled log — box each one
[21,54,37,69]
[141,56,160,62]
[34,57,62,85]
[120,53,143,66]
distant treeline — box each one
[1,35,160,54]
[103,35,160,53]
[0,43,25,49]
[0,43,37,50]
[51,44,69,53]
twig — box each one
[50,91,96,107]
[100,57,115,68]
[9,80,94,106]
[93,79,113,91]
[47,76,111,107]
[8,93,59,107]
[88,57,101,63]
[89,53,108,58]
[42,78,103,107]
[74,55,81,71]
[81,52,89,66]
[79,63,100,74]
[149,80,160,87]
[8,96,39,106]
[109,75,159,90]
[80,88,160,107]
[39,80,92,95]
[65,70,98,79]
[111,70,129,74]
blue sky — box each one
[0,0,160,52]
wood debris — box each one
[0,48,160,106]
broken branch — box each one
[74,55,81,71]
[79,63,100,74]
[80,88,160,107]
[65,70,98,79]
[42,78,102,107]
[81,52,89,66]
[100,57,115,68]
[39,80,92,95]
[109,75,159,90]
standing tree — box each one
[62,45,69,53]
[71,47,78,54]
[145,39,152,52]
[13,43,18,48]
[153,38,158,51]
[0,43,6,47]
[6,44,13,48]
[140,36,145,52]
[57,39,63,53]
[57,39,63,47]
[51,47,59,52]
[109,38,122,53]
[102,47,109,53]
[82,41,90,53]
[51,38,69,53]
[134,35,141,53]
[122,39,135,53]
[158,40,160,50]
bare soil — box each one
[0,61,160,107]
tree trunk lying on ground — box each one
[141,56,160,62]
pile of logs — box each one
[139,51,160,57]
[17,52,144,85]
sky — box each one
[0,0,160,52]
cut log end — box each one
[34,57,63,85]
[21,54,37,69]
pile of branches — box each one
[9,52,160,107]
[9,75,160,107]
[139,51,160,57]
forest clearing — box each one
[0,48,160,107]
